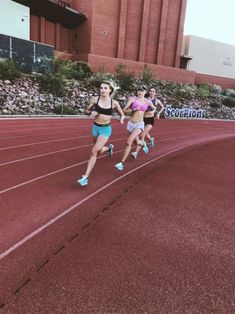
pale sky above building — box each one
[184,0,235,46]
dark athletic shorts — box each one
[144,117,155,126]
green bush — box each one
[88,68,114,88]
[222,97,235,108]
[211,84,222,94]
[73,61,92,80]
[140,64,156,85]
[0,59,20,81]
[115,64,135,91]
[37,73,66,96]
[52,59,91,80]
[53,104,76,115]
[223,88,235,97]
[210,102,220,108]
[196,83,211,98]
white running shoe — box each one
[115,162,124,171]
[140,140,149,154]
[77,175,88,186]
[131,152,138,159]
[149,137,154,148]
[108,144,114,156]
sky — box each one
[184,0,235,46]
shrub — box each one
[88,68,114,88]
[0,59,20,81]
[223,88,235,97]
[211,84,222,94]
[73,61,92,80]
[53,104,77,115]
[115,64,135,91]
[140,64,156,85]
[210,102,220,108]
[37,73,66,96]
[52,59,92,80]
[196,83,211,98]
[222,97,235,108]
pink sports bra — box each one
[131,98,148,112]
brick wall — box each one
[72,0,184,68]
[75,53,235,89]
[195,74,235,89]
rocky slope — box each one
[0,77,235,120]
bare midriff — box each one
[130,110,145,123]
[94,114,112,125]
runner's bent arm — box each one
[85,97,97,115]
[113,100,125,124]
[123,97,135,115]
[147,99,157,115]
[156,99,164,119]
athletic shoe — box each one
[131,152,138,159]
[108,144,114,156]
[149,137,154,148]
[140,140,149,154]
[77,175,88,186]
[115,162,124,171]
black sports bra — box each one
[95,97,113,116]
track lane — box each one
[0,129,234,253]
[1,136,235,313]
[0,118,234,310]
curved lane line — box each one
[0,134,199,193]
[0,137,230,261]
[0,134,192,167]
[0,136,88,151]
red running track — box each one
[0,118,234,313]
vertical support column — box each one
[156,0,169,65]
[138,0,150,62]
[174,0,187,67]
[117,0,128,59]
[55,23,61,51]
[40,17,46,43]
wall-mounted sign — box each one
[164,105,207,119]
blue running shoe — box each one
[140,140,149,154]
[108,144,114,156]
[77,175,88,186]
[115,162,124,171]
[131,152,138,159]
[149,137,154,148]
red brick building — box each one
[11,0,235,88]
[15,0,186,67]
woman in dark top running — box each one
[77,81,125,186]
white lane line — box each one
[0,142,197,260]
[0,132,126,151]
[0,148,123,195]
[0,135,89,151]
[0,132,218,166]
[0,135,191,194]
[0,145,91,167]
[0,137,126,167]
[1,132,233,194]
[0,129,89,141]
[0,125,88,134]
[0,133,217,194]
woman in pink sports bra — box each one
[115,85,156,171]
[131,87,164,159]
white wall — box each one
[0,0,29,40]
[183,35,235,79]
